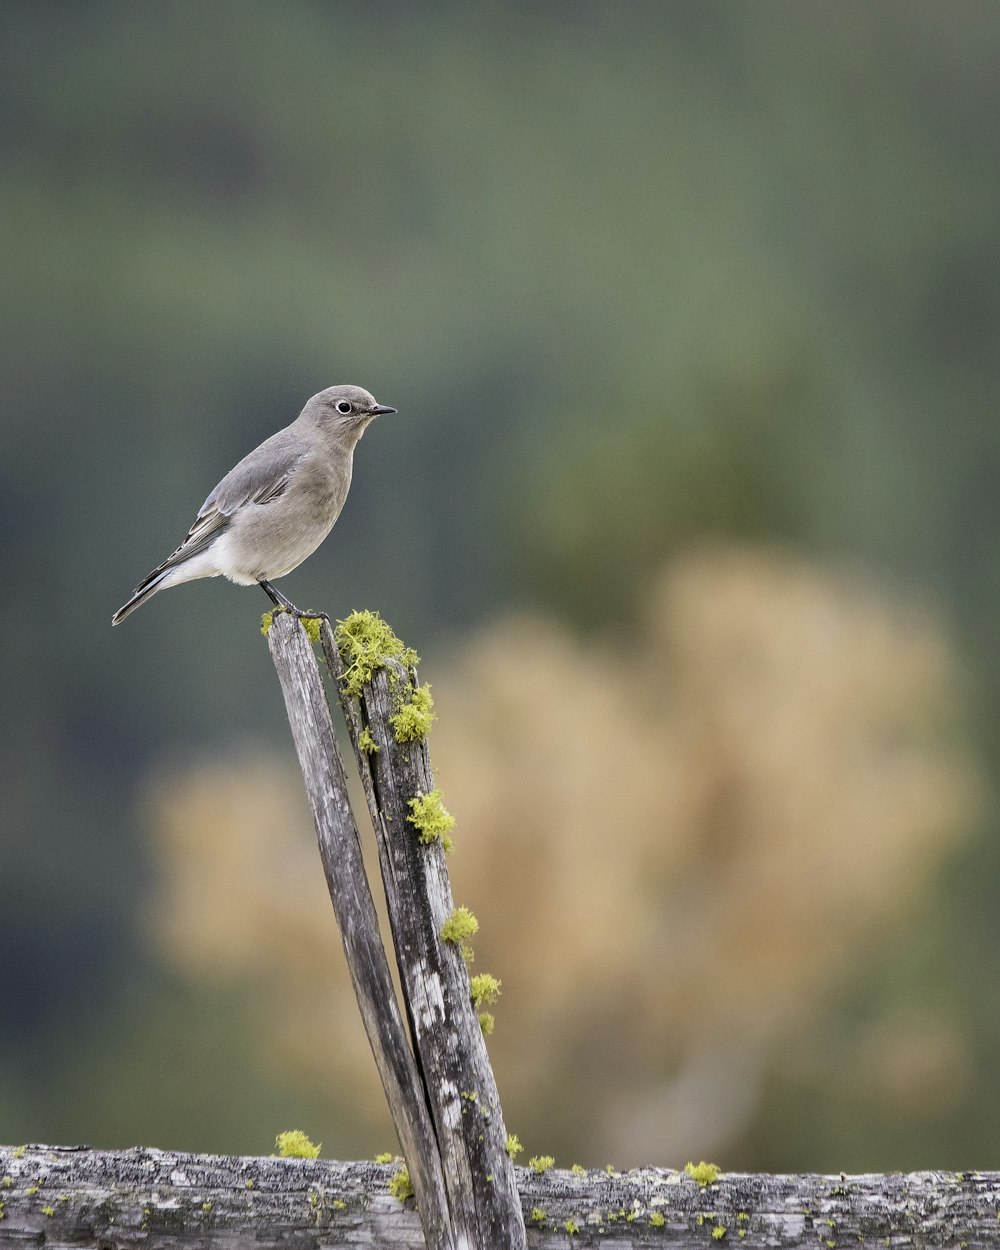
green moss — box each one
[470,972,502,1007]
[530,1208,547,1225]
[440,905,478,947]
[41,1203,55,1217]
[335,610,419,698]
[374,1152,393,1165]
[650,1211,666,1228]
[332,1199,347,1210]
[388,1166,413,1202]
[0,1198,5,1221]
[712,1225,727,1240]
[26,1185,39,1196]
[478,1011,495,1035]
[244,1179,254,1189]
[260,611,274,637]
[684,1161,721,1187]
[564,1218,580,1235]
[505,1134,523,1159]
[391,683,436,743]
[275,1130,321,1159]
[407,788,456,851]
[529,1155,555,1174]
[201,1201,214,1213]
[358,727,380,754]
[1,1177,10,1188]
[570,1163,586,1176]
[12,1148,25,1161]
[296,615,320,643]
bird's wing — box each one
[132,430,306,590]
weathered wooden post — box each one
[267,608,527,1249]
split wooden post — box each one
[268,609,527,1249]
[265,612,455,1250]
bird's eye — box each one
[335,400,353,415]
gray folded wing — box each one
[134,428,307,589]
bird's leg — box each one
[258,580,329,622]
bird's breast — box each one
[224,460,352,582]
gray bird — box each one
[112,384,396,626]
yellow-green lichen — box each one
[1,1177,9,1188]
[472,976,498,1031]
[530,1207,547,1225]
[201,1201,213,1213]
[390,683,436,743]
[440,905,478,948]
[335,611,419,699]
[0,1198,5,1220]
[570,1163,586,1175]
[374,1152,393,1165]
[388,1166,413,1202]
[12,1148,25,1161]
[470,972,501,1008]
[685,1161,721,1187]
[505,1133,523,1159]
[300,616,323,643]
[650,1210,666,1228]
[275,1130,321,1159]
[41,1203,55,1217]
[407,788,456,851]
[358,727,380,754]
[564,1218,580,1235]
[26,1185,39,1196]
[529,1155,555,1174]
[712,1225,727,1240]
[260,611,275,637]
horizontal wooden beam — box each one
[1,1144,996,1248]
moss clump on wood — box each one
[275,1131,321,1159]
[390,682,436,742]
[407,787,456,850]
[335,610,419,698]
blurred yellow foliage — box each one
[146,547,980,1160]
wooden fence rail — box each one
[1,1144,996,1247]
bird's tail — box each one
[111,569,171,626]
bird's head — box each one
[305,385,397,441]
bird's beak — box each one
[371,404,397,416]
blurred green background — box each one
[3,0,1000,1173]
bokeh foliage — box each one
[2,1,1000,1168]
